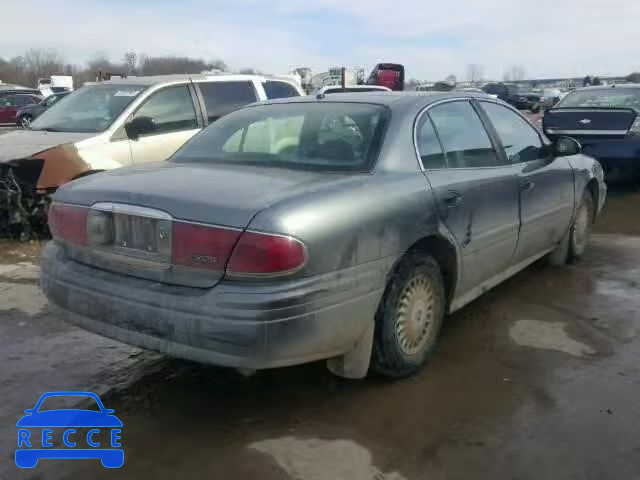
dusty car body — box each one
[40,92,606,379]
[0,74,303,237]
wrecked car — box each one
[0,74,303,238]
[40,92,606,380]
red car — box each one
[0,94,41,124]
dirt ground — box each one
[0,191,639,480]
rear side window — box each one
[415,114,446,169]
[428,101,500,168]
[131,85,197,135]
[480,102,544,163]
[198,81,258,123]
[263,81,300,100]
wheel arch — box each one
[584,178,599,223]
[385,234,459,309]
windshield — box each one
[172,102,389,172]
[31,84,146,133]
[558,88,640,109]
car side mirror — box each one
[24,409,34,414]
[105,409,115,414]
[553,136,581,156]
[124,116,156,140]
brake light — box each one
[628,114,640,135]
[172,222,241,271]
[227,231,307,276]
[48,203,87,246]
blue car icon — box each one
[16,391,123,468]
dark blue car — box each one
[16,391,123,468]
[543,84,640,181]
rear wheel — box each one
[372,253,446,378]
[568,191,594,261]
[548,190,594,266]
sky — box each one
[1,0,640,81]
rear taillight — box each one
[227,231,307,276]
[172,224,306,276]
[628,114,640,135]
[172,222,241,271]
[48,203,87,246]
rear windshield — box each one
[558,88,640,109]
[172,102,389,172]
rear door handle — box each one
[520,178,535,192]
[443,190,462,207]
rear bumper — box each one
[40,242,384,369]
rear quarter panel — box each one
[567,153,606,215]
[249,172,446,283]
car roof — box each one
[96,73,300,87]
[261,90,493,107]
[318,85,391,92]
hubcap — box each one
[395,275,436,356]
[21,117,31,128]
[573,201,590,250]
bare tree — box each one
[123,51,137,75]
[140,55,224,75]
[466,64,484,85]
[238,67,262,75]
[0,49,66,87]
[503,65,526,82]
[209,59,228,72]
[626,72,640,83]
[445,74,457,84]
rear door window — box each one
[198,81,258,123]
[428,101,501,168]
[480,102,545,163]
[415,114,446,169]
[131,85,198,135]
[263,81,300,100]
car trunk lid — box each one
[53,161,334,287]
[544,108,637,138]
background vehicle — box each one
[0,94,40,124]
[37,75,74,96]
[543,84,640,181]
[15,91,70,128]
[0,87,42,99]
[0,73,303,236]
[366,63,405,91]
[41,92,605,381]
[482,82,541,111]
[314,85,391,95]
[539,88,562,109]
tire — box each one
[568,190,594,262]
[372,253,446,378]
[547,190,594,266]
[19,114,32,129]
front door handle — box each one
[520,178,535,192]
[443,190,462,207]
